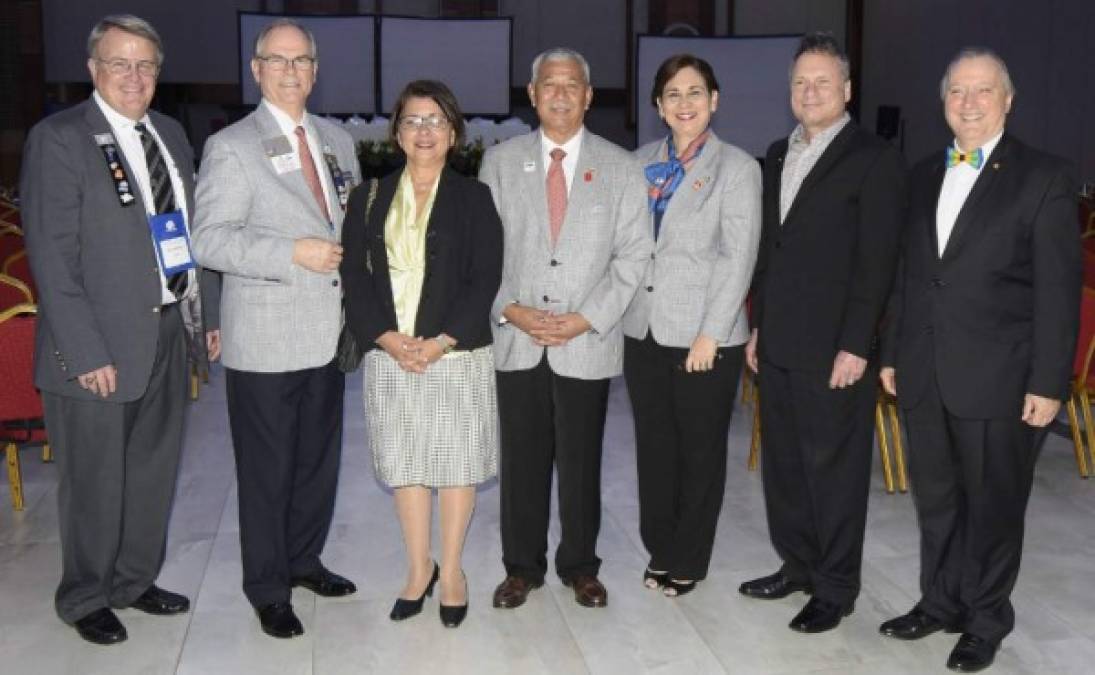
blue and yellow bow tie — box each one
[945,146,984,169]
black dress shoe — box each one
[789,597,853,633]
[739,571,812,599]
[946,633,997,672]
[74,608,127,645]
[130,585,190,615]
[256,602,304,639]
[291,568,357,597]
[880,607,953,640]
[390,562,439,621]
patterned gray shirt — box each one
[779,112,851,224]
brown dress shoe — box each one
[492,575,542,609]
[563,575,608,608]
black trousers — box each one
[757,357,877,608]
[496,354,609,582]
[225,360,344,608]
[44,305,187,623]
[624,335,743,580]
[904,376,1045,645]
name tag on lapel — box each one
[263,135,300,175]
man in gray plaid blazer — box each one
[480,48,651,610]
[192,19,359,639]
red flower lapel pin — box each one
[584,169,595,183]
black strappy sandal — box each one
[663,579,697,597]
[643,567,669,590]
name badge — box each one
[148,210,196,276]
[270,152,301,175]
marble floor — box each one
[2,368,1094,675]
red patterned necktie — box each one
[295,125,330,222]
[546,147,567,247]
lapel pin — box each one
[992,162,1000,170]
[693,177,709,190]
[584,169,595,183]
[523,160,536,172]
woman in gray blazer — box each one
[623,54,762,596]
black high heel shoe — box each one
[389,562,439,621]
[439,572,468,628]
[643,567,669,590]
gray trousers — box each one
[43,305,187,624]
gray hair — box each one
[790,32,850,82]
[253,18,318,59]
[530,47,591,85]
[939,47,1015,100]
[87,14,164,65]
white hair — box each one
[253,18,318,59]
[530,47,591,84]
[940,47,1015,99]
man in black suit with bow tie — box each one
[878,48,1080,673]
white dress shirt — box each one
[540,127,584,194]
[93,91,193,304]
[936,131,1003,256]
[262,99,335,215]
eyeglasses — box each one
[398,114,451,132]
[661,89,709,107]
[96,58,159,78]
[256,55,317,72]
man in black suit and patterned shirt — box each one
[879,48,1080,673]
[741,32,906,634]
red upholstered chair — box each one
[0,224,22,261]
[0,273,33,311]
[0,197,18,226]
[2,250,35,300]
[1065,287,1095,478]
[0,304,49,510]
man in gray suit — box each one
[20,14,220,645]
[192,18,359,639]
[480,48,651,610]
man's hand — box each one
[530,312,591,347]
[1021,393,1061,428]
[745,328,759,374]
[77,365,117,398]
[292,237,343,273]
[880,367,897,396]
[376,331,425,372]
[829,350,867,389]
[206,329,222,362]
[685,335,719,373]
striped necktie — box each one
[135,122,188,299]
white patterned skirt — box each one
[363,346,499,488]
